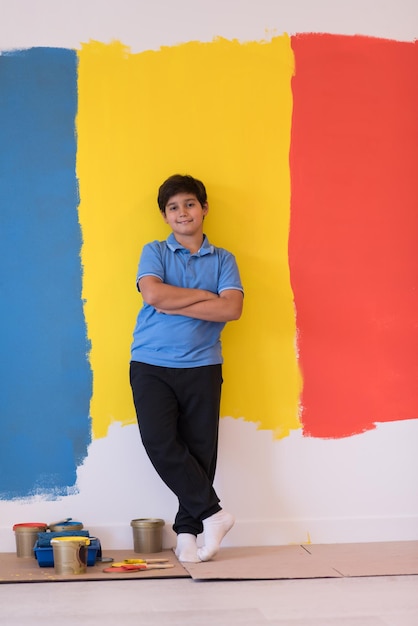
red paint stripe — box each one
[289,34,418,438]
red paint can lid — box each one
[13,522,47,530]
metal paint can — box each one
[130,518,165,553]
[51,536,90,574]
[48,519,84,533]
[13,523,48,558]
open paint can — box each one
[51,536,90,575]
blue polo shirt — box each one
[131,233,243,368]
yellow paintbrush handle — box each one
[124,558,169,564]
[111,558,170,567]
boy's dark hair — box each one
[157,174,207,214]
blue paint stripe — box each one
[0,48,92,499]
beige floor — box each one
[0,575,417,625]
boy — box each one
[130,174,243,562]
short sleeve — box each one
[217,251,244,295]
[136,241,165,290]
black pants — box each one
[129,361,222,535]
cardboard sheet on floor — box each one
[1,542,417,583]
[182,545,342,580]
[0,550,189,583]
[183,541,418,580]
[304,541,418,577]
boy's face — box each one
[163,192,208,239]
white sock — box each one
[174,533,200,563]
[197,510,235,562]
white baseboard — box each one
[2,516,417,553]
[222,516,418,548]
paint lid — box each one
[13,523,47,531]
[48,518,84,532]
[51,536,90,545]
[130,518,165,528]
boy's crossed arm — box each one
[138,276,243,323]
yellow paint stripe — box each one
[77,37,302,440]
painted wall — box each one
[1,0,417,551]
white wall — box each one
[2,0,417,51]
[1,0,417,552]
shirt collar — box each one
[166,233,214,256]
